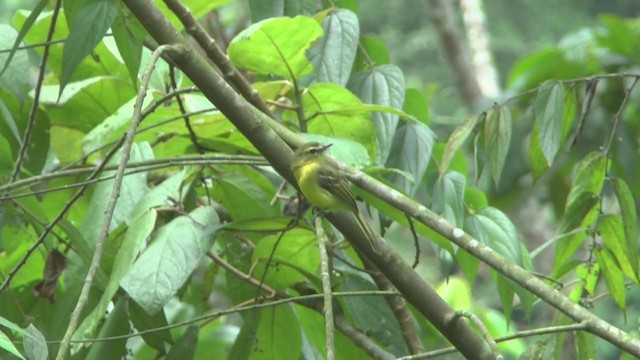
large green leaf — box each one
[305,8,359,85]
[0,94,51,176]
[465,207,522,265]
[534,80,564,166]
[554,191,598,268]
[120,206,220,314]
[612,177,640,280]
[431,171,465,227]
[348,64,404,164]
[484,104,512,186]
[251,306,302,360]
[227,16,322,79]
[386,121,435,194]
[129,301,173,352]
[598,214,637,282]
[84,297,130,360]
[300,83,377,160]
[60,0,119,93]
[566,151,606,206]
[166,326,198,360]
[74,210,156,343]
[595,247,626,312]
[111,6,146,86]
[506,48,594,92]
[0,328,25,360]
[337,268,407,353]
[353,36,390,72]
[212,167,278,222]
[529,88,576,178]
[252,228,319,290]
[23,324,47,360]
[79,142,153,245]
[0,24,32,98]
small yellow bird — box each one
[291,142,379,253]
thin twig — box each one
[0,138,124,296]
[162,0,274,117]
[405,212,421,268]
[398,322,589,359]
[168,65,206,153]
[0,155,267,196]
[452,311,501,359]
[38,291,398,345]
[55,44,179,360]
[361,257,424,355]
[8,0,62,183]
[315,216,335,360]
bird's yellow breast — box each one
[294,160,340,210]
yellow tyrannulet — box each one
[291,142,379,253]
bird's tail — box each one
[355,212,380,254]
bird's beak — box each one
[320,143,333,152]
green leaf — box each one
[227,16,322,79]
[535,80,564,166]
[612,177,640,280]
[23,325,47,360]
[85,297,130,360]
[166,326,198,360]
[352,36,390,72]
[506,48,594,92]
[555,192,598,268]
[495,274,515,324]
[0,24,33,97]
[251,306,302,360]
[23,331,46,360]
[348,64,405,164]
[599,215,637,282]
[402,88,429,124]
[60,0,118,93]
[79,142,153,245]
[129,301,173,352]
[82,94,153,153]
[484,104,512,187]
[111,7,146,87]
[529,88,577,179]
[337,269,407,352]
[464,187,488,213]
[305,9,359,85]
[300,83,377,161]
[120,206,220,314]
[441,114,481,178]
[386,121,435,194]
[74,210,156,343]
[567,152,606,206]
[0,0,48,80]
[595,247,626,311]
[0,328,25,360]
[431,171,466,227]
[465,207,522,265]
[130,169,190,219]
[252,228,320,290]
[212,167,277,221]
[577,332,596,360]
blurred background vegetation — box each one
[359,0,640,116]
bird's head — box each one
[293,142,333,162]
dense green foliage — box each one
[0,0,639,359]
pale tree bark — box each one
[425,0,483,108]
[459,0,501,97]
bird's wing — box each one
[317,166,359,212]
